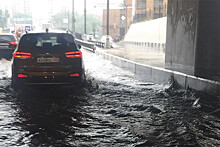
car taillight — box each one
[10,42,18,45]
[65,51,82,58]
[14,52,31,58]
[18,74,28,78]
[69,73,80,77]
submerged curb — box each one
[95,49,220,97]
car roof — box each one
[0,33,16,36]
[102,35,112,37]
[25,29,71,34]
[22,32,74,38]
[101,35,112,39]
[25,32,70,34]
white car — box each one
[87,34,96,42]
[101,35,113,47]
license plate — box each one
[37,57,59,63]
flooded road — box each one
[0,51,220,146]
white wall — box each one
[125,17,167,43]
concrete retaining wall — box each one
[96,49,220,96]
[124,17,167,51]
[166,0,220,78]
[125,41,166,51]
[125,17,167,43]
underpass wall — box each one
[124,17,167,50]
[166,0,220,78]
[96,49,220,97]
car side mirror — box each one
[78,44,81,49]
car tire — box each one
[80,72,86,87]
[11,75,18,89]
[11,74,24,90]
[11,75,17,89]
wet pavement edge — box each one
[95,48,220,97]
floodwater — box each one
[0,51,220,146]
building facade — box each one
[103,0,133,38]
[103,0,167,37]
[163,0,168,17]
[11,0,31,17]
[133,0,167,23]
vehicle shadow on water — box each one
[13,86,90,146]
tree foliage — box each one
[13,13,31,18]
[53,12,102,38]
[52,13,68,30]
[13,13,32,24]
[0,9,10,29]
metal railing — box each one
[88,40,105,48]
[75,39,96,53]
[75,39,106,52]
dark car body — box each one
[113,36,121,42]
[0,33,18,59]
[11,32,85,88]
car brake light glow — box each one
[10,42,18,45]
[69,73,80,77]
[65,51,82,58]
[18,74,28,78]
[14,52,31,58]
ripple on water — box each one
[0,51,219,146]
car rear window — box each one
[0,35,16,43]
[19,33,78,51]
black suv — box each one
[12,31,85,88]
[0,33,18,59]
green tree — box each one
[53,12,102,38]
[13,13,32,24]
[13,13,30,18]
[0,9,10,29]
[0,10,3,28]
[53,13,66,29]
[85,13,102,38]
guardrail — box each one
[75,39,96,53]
[75,39,107,52]
[88,40,105,48]
[125,41,166,51]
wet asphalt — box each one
[0,51,220,146]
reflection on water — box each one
[14,87,88,146]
